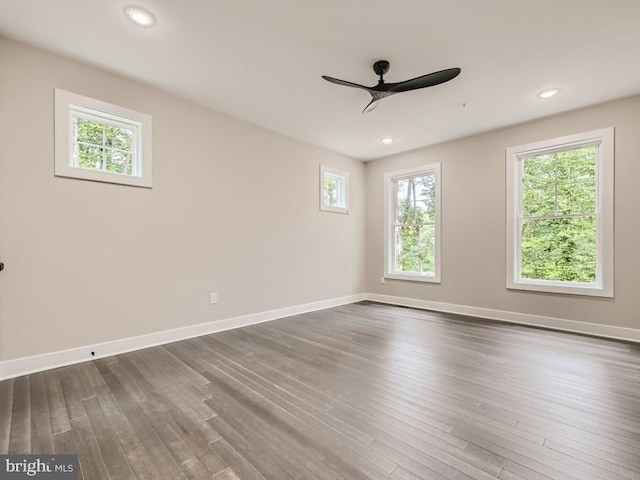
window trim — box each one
[384,163,441,283]
[54,88,152,188]
[320,165,349,214]
[506,127,614,297]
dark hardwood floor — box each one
[1,301,640,479]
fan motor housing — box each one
[373,60,390,76]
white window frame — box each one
[506,127,614,297]
[320,165,349,214]
[384,163,441,283]
[54,88,152,188]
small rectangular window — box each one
[506,128,614,297]
[320,165,349,213]
[384,163,441,282]
[55,89,152,188]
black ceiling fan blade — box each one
[322,75,373,92]
[362,98,380,114]
[387,67,461,93]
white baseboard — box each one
[3,292,638,380]
[366,293,640,343]
[0,293,367,381]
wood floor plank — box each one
[0,301,638,480]
[203,365,373,480]
[202,362,394,480]
[102,372,189,480]
[181,458,211,480]
[82,395,136,480]
[8,375,30,453]
[58,365,90,421]
[207,414,298,480]
[92,383,160,480]
[29,372,54,453]
[198,337,394,472]
[195,447,227,477]
[369,438,451,480]
[212,469,242,480]
[52,430,84,480]
[0,378,14,453]
[69,414,110,480]
[206,388,329,480]
[113,353,222,461]
[209,437,268,480]
[327,405,506,476]
[45,371,71,435]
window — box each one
[54,89,152,188]
[506,128,614,297]
[320,165,349,213]
[384,163,441,282]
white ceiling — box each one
[1,0,639,160]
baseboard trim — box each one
[366,293,640,343]
[0,293,367,381]
[3,292,638,380]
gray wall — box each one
[366,95,640,330]
[0,38,366,362]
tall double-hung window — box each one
[506,128,614,297]
[384,163,441,282]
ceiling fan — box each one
[322,60,461,113]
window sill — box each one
[55,165,152,188]
[507,279,613,298]
[320,205,349,214]
[385,273,441,283]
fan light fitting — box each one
[125,6,156,27]
[538,88,560,98]
[381,137,394,145]
[323,60,461,114]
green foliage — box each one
[394,175,436,274]
[520,146,597,283]
[73,117,133,175]
[324,176,338,206]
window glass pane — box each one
[557,181,596,215]
[394,225,435,274]
[124,152,133,175]
[104,124,133,151]
[324,176,339,206]
[521,216,596,283]
[394,225,420,272]
[522,185,556,217]
[104,150,116,173]
[414,175,436,223]
[418,224,436,274]
[72,115,135,175]
[106,150,132,175]
[523,155,555,187]
[395,179,412,223]
[395,175,436,225]
[77,144,103,170]
[75,117,104,146]
[556,146,596,183]
[320,167,348,212]
[522,145,596,218]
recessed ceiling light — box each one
[381,137,394,145]
[125,6,156,27]
[538,88,560,98]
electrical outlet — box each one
[210,292,218,304]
